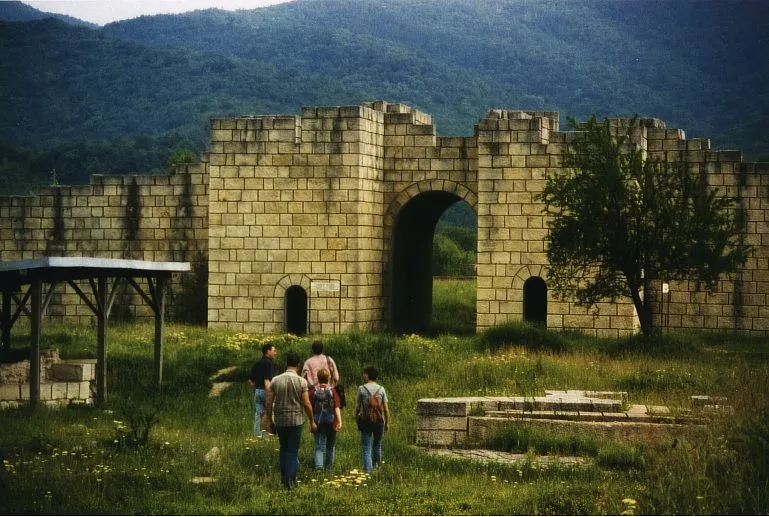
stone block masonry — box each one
[0,164,208,323]
[416,392,709,447]
[1,100,768,336]
[0,349,96,408]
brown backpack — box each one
[359,385,384,425]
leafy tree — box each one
[540,116,749,335]
[432,231,475,277]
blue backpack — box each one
[312,386,335,425]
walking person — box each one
[301,340,340,388]
[265,351,317,490]
[355,365,391,473]
[311,367,343,471]
[248,343,276,437]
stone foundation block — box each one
[50,361,96,382]
[417,399,469,417]
[52,382,68,399]
[0,383,20,400]
[415,429,467,447]
[417,415,468,431]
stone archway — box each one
[384,180,478,334]
[512,265,549,327]
[274,274,312,335]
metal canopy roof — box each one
[0,257,190,287]
[0,257,191,409]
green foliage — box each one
[615,366,707,395]
[431,278,476,335]
[540,116,749,335]
[323,332,427,382]
[2,0,767,194]
[0,135,204,194]
[113,397,162,448]
[0,321,768,514]
[485,425,600,456]
[167,147,195,168]
[477,320,569,353]
[484,425,645,470]
[431,232,475,277]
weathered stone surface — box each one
[417,415,468,431]
[2,101,768,336]
[417,399,468,417]
[0,361,30,383]
[424,448,589,467]
[468,415,704,445]
[416,429,465,447]
[50,361,96,382]
[0,384,20,400]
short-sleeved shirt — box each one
[301,354,340,387]
[269,370,308,428]
[249,356,275,390]
[356,382,388,411]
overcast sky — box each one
[23,0,291,25]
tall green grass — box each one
[0,317,767,514]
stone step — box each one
[483,409,707,425]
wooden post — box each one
[29,279,42,409]
[153,275,167,388]
[1,289,10,354]
[95,276,107,406]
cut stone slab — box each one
[423,448,589,467]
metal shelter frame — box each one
[0,257,190,408]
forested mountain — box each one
[0,0,96,27]
[101,0,768,148]
[1,0,767,195]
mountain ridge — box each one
[1,0,766,194]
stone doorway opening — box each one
[285,285,308,336]
[523,276,547,326]
[390,191,476,334]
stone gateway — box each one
[1,101,768,336]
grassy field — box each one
[1,279,768,514]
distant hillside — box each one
[0,18,368,145]
[0,1,96,27]
[102,0,768,153]
[0,0,766,195]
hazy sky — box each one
[23,0,292,25]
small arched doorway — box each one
[523,277,547,326]
[285,285,308,335]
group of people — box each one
[248,340,391,490]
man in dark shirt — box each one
[248,343,277,436]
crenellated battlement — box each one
[1,101,768,335]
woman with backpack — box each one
[310,368,342,471]
[355,365,391,473]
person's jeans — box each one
[253,388,266,436]
[314,424,337,470]
[360,423,384,473]
[275,424,303,489]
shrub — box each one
[322,332,427,382]
[477,321,569,353]
[484,425,599,456]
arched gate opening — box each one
[390,191,473,334]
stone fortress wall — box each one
[1,101,767,336]
[0,165,208,322]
